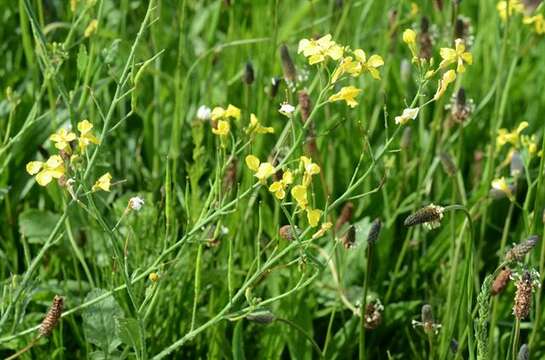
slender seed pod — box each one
[491,267,512,296]
[280,44,296,83]
[513,271,532,319]
[335,202,354,231]
[246,310,276,324]
[367,218,382,244]
[39,295,64,337]
[505,235,539,262]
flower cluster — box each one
[26,120,109,190]
[497,0,545,35]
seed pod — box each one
[39,295,64,337]
[510,151,524,177]
[298,90,312,123]
[505,235,539,262]
[517,344,530,360]
[491,267,512,296]
[270,77,281,98]
[342,225,356,249]
[513,271,532,319]
[242,61,254,85]
[364,302,383,330]
[280,44,296,83]
[404,204,444,227]
[367,218,382,244]
[246,310,276,324]
[421,304,434,334]
[335,202,354,231]
[439,152,457,176]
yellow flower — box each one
[245,155,260,171]
[92,172,112,192]
[331,56,359,83]
[50,128,76,151]
[245,155,274,183]
[84,19,98,37]
[291,184,308,209]
[298,34,344,65]
[439,39,473,73]
[212,120,230,136]
[522,134,538,155]
[312,222,333,239]
[353,49,384,80]
[497,0,523,21]
[497,122,528,149]
[394,107,419,125]
[246,114,274,135]
[300,156,320,186]
[491,177,513,200]
[402,29,417,46]
[328,86,362,108]
[268,170,293,199]
[306,208,322,227]
[211,104,241,121]
[410,2,419,16]
[433,70,457,100]
[149,272,159,282]
[26,155,65,186]
[77,120,100,151]
[523,14,545,34]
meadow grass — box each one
[1,0,545,359]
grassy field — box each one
[1,0,545,358]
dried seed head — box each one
[510,151,524,177]
[450,87,473,123]
[491,267,512,296]
[439,152,457,176]
[39,295,64,337]
[454,16,471,42]
[419,17,433,60]
[367,218,382,244]
[400,126,412,149]
[246,310,276,324]
[404,204,445,229]
[364,300,383,330]
[335,202,354,231]
[280,44,296,83]
[517,343,530,360]
[279,225,299,241]
[505,236,539,262]
[270,77,281,98]
[242,61,255,85]
[513,271,532,319]
[223,157,238,191]
[342,225,356,249]
[298,90,312,123]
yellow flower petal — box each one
[291,185,308,209]
[245,155,260,172]
[92,172,112,192]
[35,171,53,186]
[26,161,43,175]
[306,208,322,227]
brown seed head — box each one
[280,44,296,83]
[439,152,457,176]
[367,218,382,244]
[505,236,539,262]
[279,225,298,241]
[298,91,312,124]
[513,271,532,319]
[242,61,254,85]
[364,302,383,330]
[39,295,64,337]
[336,202,354,231]
[491,267,512,296]
[404,204,444,227]
[342,225,356,249]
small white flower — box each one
[395,107,420,125]
[279,102,295,116]
[128,196,145,211]
[196,105,212,121]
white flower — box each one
[196,105,212,121]
[128,196,145,211]
[279,103,295,116]
[395,107,420,125]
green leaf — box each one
[82,289,123,354]
[232,321,246,360]
[118,317,143,354]
[77,45,88,77]
[18,209,61,244]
